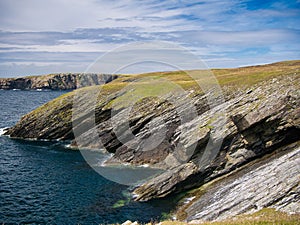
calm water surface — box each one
[0,90,173,224]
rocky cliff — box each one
[4,60,300,222]
[183,144,300,222]
[132,74,300,201]
[0,73,118,90]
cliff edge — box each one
[0,73,118,90]
[4,60,300,222]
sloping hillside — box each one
[4,60,300,222]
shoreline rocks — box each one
[132,75,300,201]
[184,144,300,222]
[3,62,300,221]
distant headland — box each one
[0,73,118,90]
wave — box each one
[0,127,9,136]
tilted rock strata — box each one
[133,75,300,201]
[4,72,300,214]
[185,145,300,222]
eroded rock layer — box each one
[4,61,300,221]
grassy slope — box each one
[105,60,300,224]
[3,60,299,92]
[32,59,300,106]
[127,60,298,81]
[94,60,300,111]
[22,60,299,140]
[98,60,300,96]
[12,60,300,223]
[160,208,300,225]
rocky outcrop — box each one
[5,90,75,140]
[132,75,300,201]
[0,73,118,90]
[3,61,300,221]
[185,144,300,222]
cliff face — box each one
[4,60,300,222]
[184,144,300,222]
[132,75,300,201]
[0,73,118,90]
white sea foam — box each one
[132,193,139,199]
[0,127,9,136]
[65,143,72,148]
[138,164,149,168]
[90,152,114,167]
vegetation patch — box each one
[161,208,300,225]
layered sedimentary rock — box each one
[4,61,300,221]
[184,144,300,222]
[132,75,300,201]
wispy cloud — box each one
[0,0,299,76]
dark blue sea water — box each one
[0,90,174,224]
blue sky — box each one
[0,0,299,77]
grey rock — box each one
[185,146,300,222]
[4,72,300,212]
[133,75,300,201]
[133,162,198,201]
[0,73,118,90]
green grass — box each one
[23,60,300,133]
[113,208,300,225]
[98,60,300,99]
[106,76,188,110]
[11,61,300,224]
[6,60,300,92]
[160,208,300,225]
[89,59,298,114]
[23,60,300,137]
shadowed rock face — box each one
[4,65,300,219]
[0,73,118,90]
[132,75,300,201]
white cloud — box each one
[0,0,197,32]
[0,0,299,76]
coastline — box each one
[2,60,300,223]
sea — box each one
[0,90,174,224]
